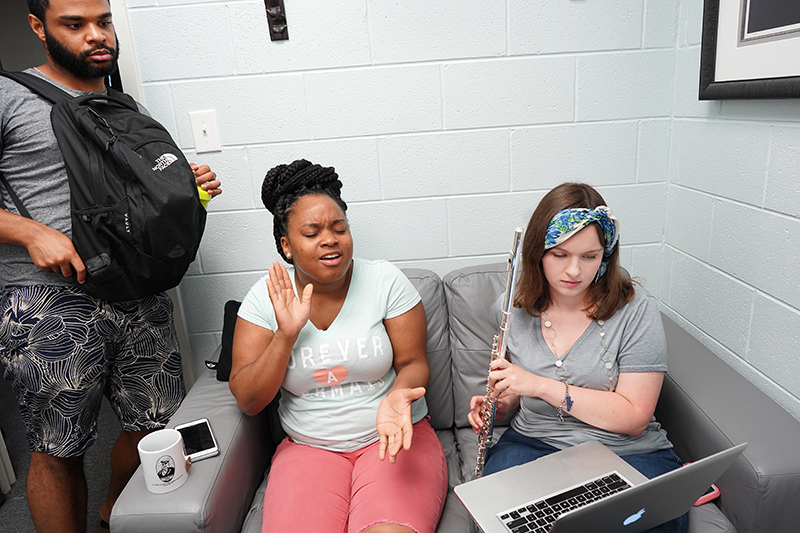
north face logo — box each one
[152,153,179,171]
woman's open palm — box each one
[266,261,313,337]
[376,387,426,463]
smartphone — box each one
[683,462,721,506]
[174,418,220,462]
[694,483,720,506]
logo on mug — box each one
[157,455,176,483]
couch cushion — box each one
[443,263,509,429]
[436,492,473,533]
[454,425,511,484]
[404,268,453,430]
[686,504,737,533]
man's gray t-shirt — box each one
[0,68,79,287]
[501,288,673,456]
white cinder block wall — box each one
[120,1,800,420]
[663,1,800,420]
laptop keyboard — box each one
[497,471,632,533]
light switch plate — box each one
[189,110,221,153]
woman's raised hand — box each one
[266,261,313,338]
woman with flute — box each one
[468,182,686,533]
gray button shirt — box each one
[502,288,674,456]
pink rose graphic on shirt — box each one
[313,366,349,386]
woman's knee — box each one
[360,524,415,533]
[262,440,352,533]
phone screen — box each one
[177,420,216,456]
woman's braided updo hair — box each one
[261,159,348,264]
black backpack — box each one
[0,71,207,301]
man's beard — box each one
[45,29,120,80]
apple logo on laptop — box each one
[623,508,646,526]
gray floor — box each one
[1,375,119,532]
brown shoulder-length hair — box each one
[514,183,634,320]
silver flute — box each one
[475,227,524,477]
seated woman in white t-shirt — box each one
[229,159,446,533]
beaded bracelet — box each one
[556,381,573,423]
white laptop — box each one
[454,440,746,533]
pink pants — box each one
[262,418,447,533]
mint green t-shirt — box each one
[238,258,426,452]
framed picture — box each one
[700,0,800,99]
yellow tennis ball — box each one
[197,186,211,209]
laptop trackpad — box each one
[510,457,576,496]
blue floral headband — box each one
[544,206,619,279]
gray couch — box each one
[112,263,800,533]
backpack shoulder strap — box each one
[1,71,139,110]
[0,171,33,219]
[0,73,142,220]
[0,70,73,105]
[107,86,138,109]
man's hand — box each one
[27,223,86,283]
[191,163,221,198]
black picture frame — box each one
[699,0,800,100]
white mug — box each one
[137,428,192,494]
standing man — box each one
[0,0,221,531]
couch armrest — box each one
[111,368,272,533]
[656,315,800,533]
